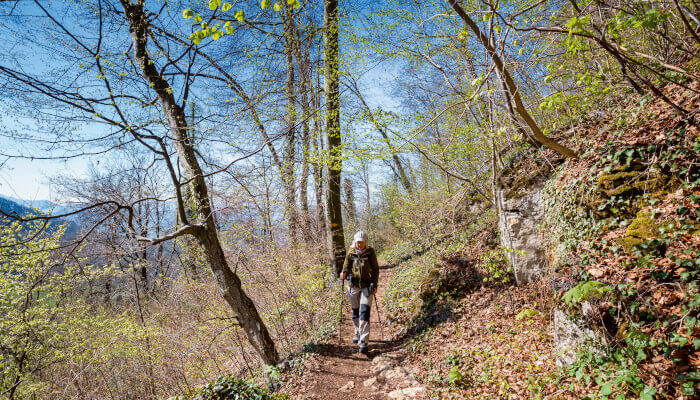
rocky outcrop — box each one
[553,308,606,367]
[371,354,426,399]
[497,182,548,285]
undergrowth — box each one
[168,374,287,400]
[540,86,700,399]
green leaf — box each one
[515,309,538,320]
[448,365,463,384]
[562,281,611,307]
[293,0,301,8]
[640,385,656,400]
[182,9,194,19]
[190,32,202,45]
[261,0,269,9]
[222,2,232,12]
[234,10,245,22]
[209,0,221,10]
[600,382,613,396]
[273,2,281,11]
[194,14,202,23]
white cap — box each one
[353,230,367,243]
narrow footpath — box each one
[279,262,427,399]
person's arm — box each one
[341,248,353,278]
[370,248,379,289]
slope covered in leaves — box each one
[376,81,698,400]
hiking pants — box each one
[347,285,372,345]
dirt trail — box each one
[280,263,422,399]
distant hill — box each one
[0,194,77,218]
[0,194,79,239]
[0,195,36,220]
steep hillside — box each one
[0,195,36,220]
[352,84,698,400]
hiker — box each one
[339,230,379,354]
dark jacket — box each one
[342,246,379,288]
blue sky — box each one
[0,0,404,202]
[0,157,87,200]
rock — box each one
[388,389,406,400]
[276,358,290,371]
[371,355,393,364]
[587,166,678,219]
[371,355,394,374]
[402,386,426,397]
[553,308,606,367]
[363,376,377,387]
[497,183,547,285]
[338,380,355,392]
[387,386,426,399]
[381,366,409,380]
[615,211,668,252]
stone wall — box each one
[496,182,547,285]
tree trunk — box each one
[449,0,578,158]
[311,44,328,243]
[343,178,357,226]
[293,18,314,243]
[323,0,345,275]
[284,2,299,245]
[121,0,278,365]
[350,83,412,193]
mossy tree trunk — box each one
[121,0,278,366]
[324,0,346,275]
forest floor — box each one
[277,262,429,399]
[277,258,581,399]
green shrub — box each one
[481,247,515,285]
[562,281,611,307]
[169,374,286,400]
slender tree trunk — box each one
[312,123,327,241]
[343,178,357,226]
[350,83,412,193]
[449,0,578,158]
[294,23,314,243]
[121,0,278,365]
[299,104,312,241]
[311,45,327,243]
[671,0,700,45]
[324,0,345,275]
[284,2,299,245]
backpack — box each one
[349,248,373,282]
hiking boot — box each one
[359,343,368,354]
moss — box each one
[498,162,555,197]
[419,268,441,301]
[616,236,645,251]
[587,167,680,218]
[626,212,658,238]
[504,188,526,199]
[597,171,641,195]
[616,212,660,252]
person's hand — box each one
[340,272,346,280]
[370,284,377,294]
